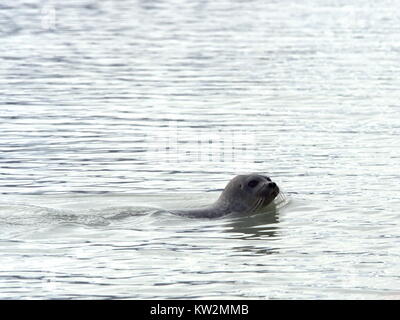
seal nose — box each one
[268,182,277,189]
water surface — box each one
[1,0,400,299]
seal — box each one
[172,174,280,218]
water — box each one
[1,0,400,299]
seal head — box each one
[217,174,280,213]
[174,174,280,218]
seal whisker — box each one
[259,197,266,211]
[254,199,262,212]
[250,199,259,212]
[253,197,265,212]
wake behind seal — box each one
[172,174,280,218]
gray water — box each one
[1,0,400,299]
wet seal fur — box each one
[173,174,280,218]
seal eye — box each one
[248,180,259,188]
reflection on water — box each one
[1,0,400,299]
[227,208,280,241]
